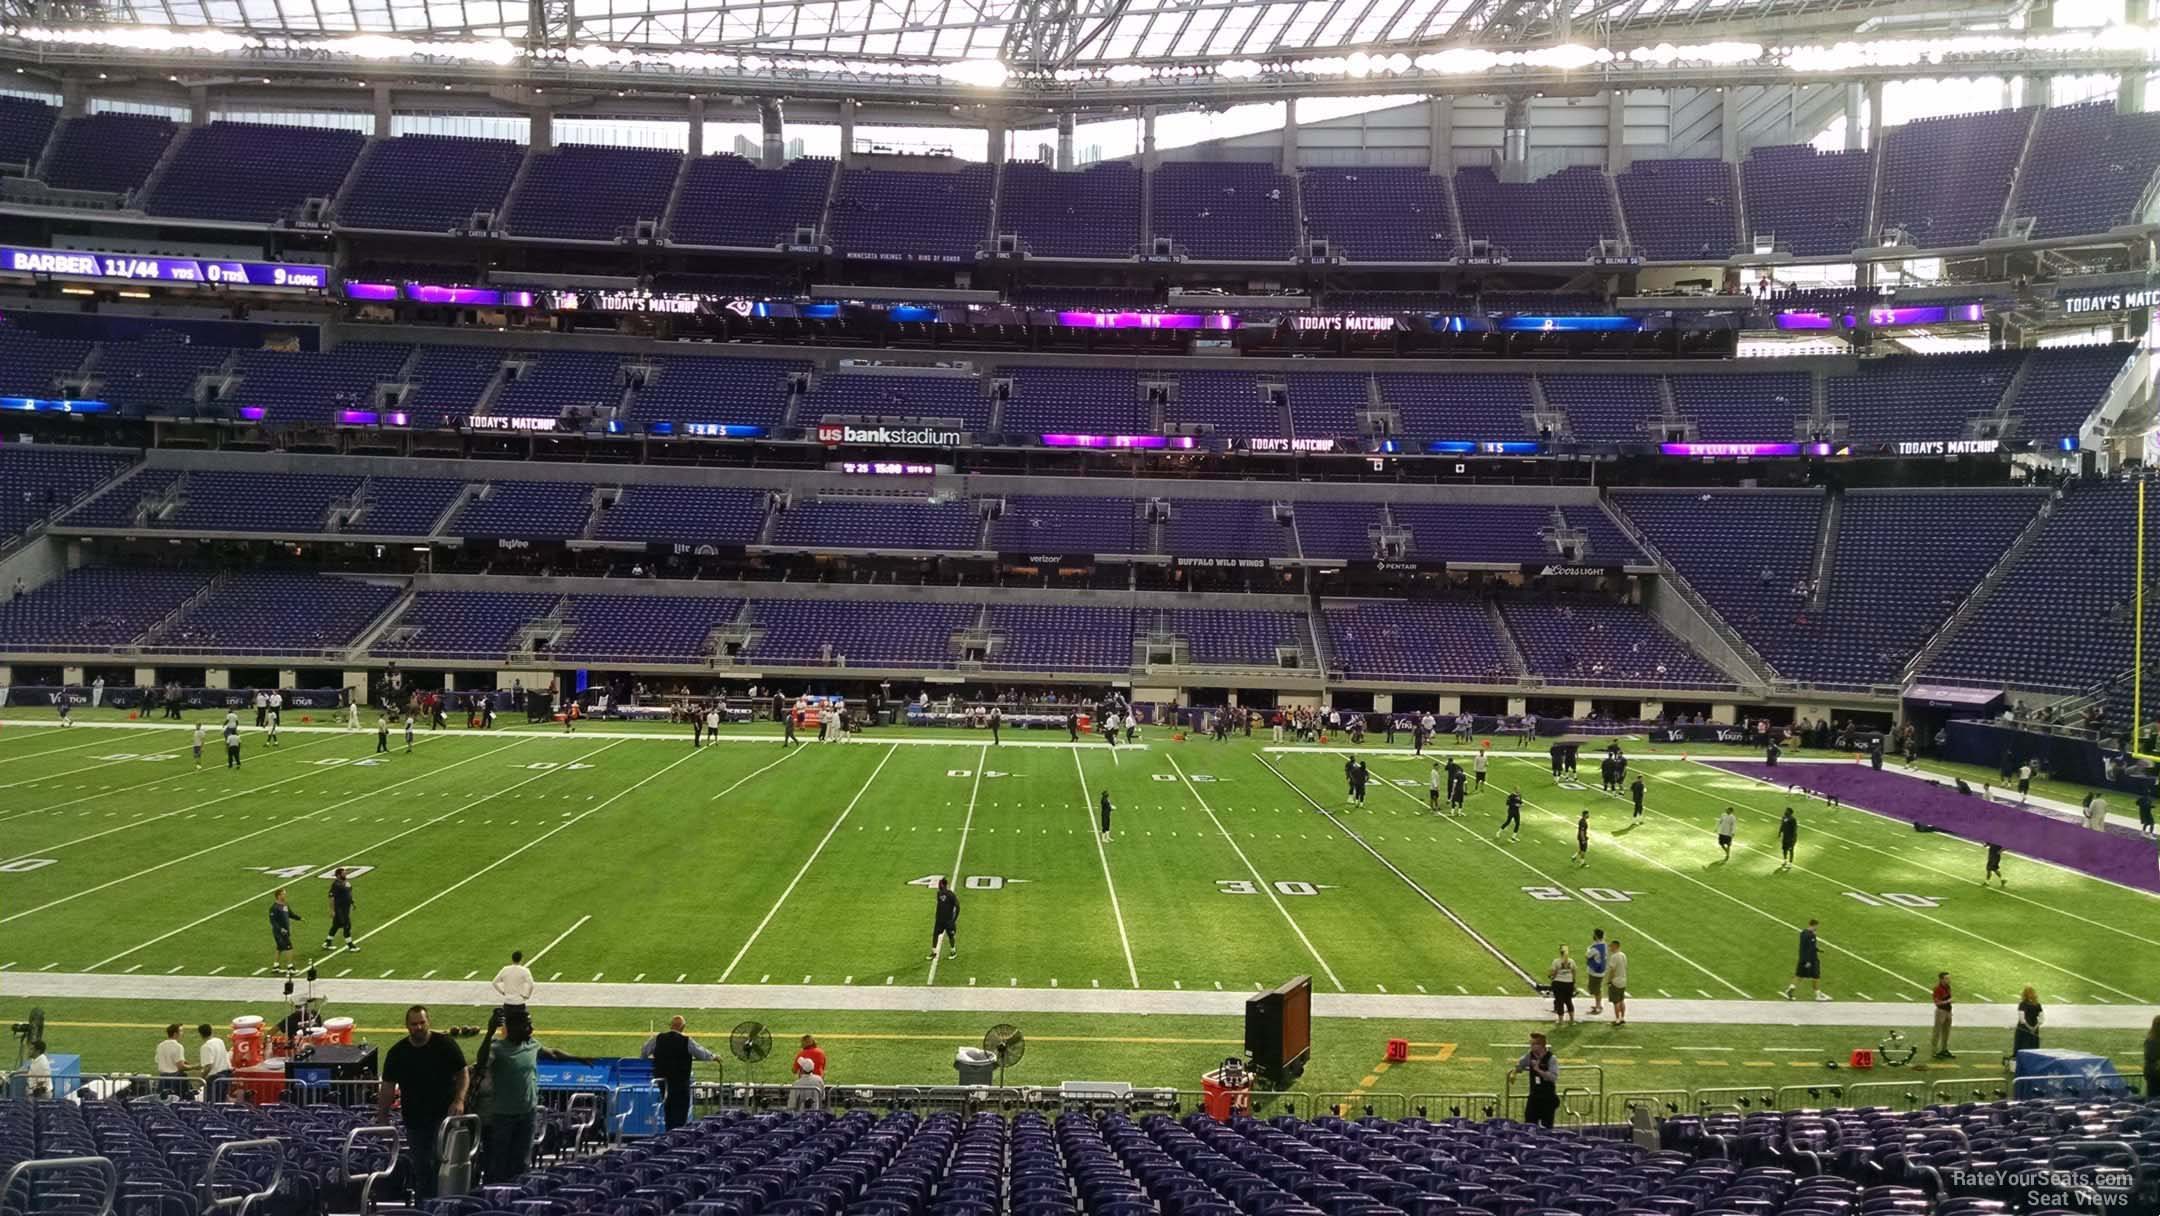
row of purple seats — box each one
[1500,596,1725,686]
[508,145,680,242]
[0,566,211,648]
[671,155,834,249]
[1167,370,1280,439]
[340,134,525,233]
[373,590,557,657]
[996,366,1148,436]
[405,346,506,428]
[1826,353,2018,442]
[744,599,974,667]
[987,604,1132,670]
[990,495,1142,554]
[44,112,176,196]
[1670,370,1813,442]
[494,351,622,421]
[347,476,466,536]
[1616,157,1737,260]
[804,371,989,430]
[998,161,1140,259]
[1541,373,1661,444]
[1164,607,1307,666]
[770,494,982,551]
[1455,164,1617,261]
[1743,145,1873,257]
[1878,107,2035,248]
[448,480,596,540]
[0,447,135,547]
[593,485,770,547]
[1165,499,1292,559]
[828,164,994,261]
[64,466,182,527]
[1928,479,2140,692]
[1390,502,1640,565]
[1376,372,1534,442]
[2014,101,2160,240]
[1283,372,1368,437]
[1300,166,1455,262]
[92,334,234,416]
[229,342,412,427]
[2012,344,2135,442]
[151,570,400,653]
[145,121,366,224]
[1150,161,1296,261]
[626,355,807,430]
[0,94,56,169]
[157,470,364,535]
[1613,487,1825,678]
[0,330,92,398]
[1325,598,1511,681]
[556,595,743,662]
[1293,502,1383,559]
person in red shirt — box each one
[793,1034,827,1078]
[1930,971,1955,1059]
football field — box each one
[4,715,2155,1018]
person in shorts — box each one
[1606,941,1629,1026]
[1584,928,1608,1015]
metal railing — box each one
[337,1125,400,1214]
[200,1137,283,1216]
[1,1156,118,1216]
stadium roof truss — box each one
[0,0,2018,65]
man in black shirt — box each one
[1784,917,1824,1000]
[1630,775,1645,821]
[639,1015,718,1130]
[927,877,960,961]
[378,1005,468,1201]
[1066,712,1079,743]
[268,889,301,974]
[323,868,358,953]
[1099,790,1113,841]
[1984,842,2006,886]
[1498,788,1522,841]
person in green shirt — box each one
[473,1008,581,1182]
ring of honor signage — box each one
[1,246,330,289]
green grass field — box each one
[3,712,2155,1103]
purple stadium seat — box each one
[405,347,506,429]
[228,343,412,428]
[493,352,622,422]
[670,155,834,248]
[0,331,92,398]
[1614,158,1736,260]
[346,476,466,536]
[0,95,57,170]
[627,356,808,431]
[1149,162,1296,261]
[1453,165,1617,261]
[153,571,400,653]
[40,112,176,196]
[1741,145,1872,257]
[1376,372,1534,442]
[374,590,556,658]
[828,164,993,261]
[805,371,989,430]
[447,481,595,541]
[1540,373,1660,444]
[1825,353,2017,442]
[1325,598,1510,681]
[1300,167,1456,262]
[987,604,1132,671]
[91,334,233,417]
[991,495,1141,555]
[145,121,366,224]
[746,599,974,667]
[556,595,744,662]
[1165,608,1309,667]
[1669,371,1812,442]
[997,161,1140,259]
[1163,499,1291,559]
[2010,344,2133,444]
[155,471,364,535]
[2011,101,2160,240]
[0,566,211,648]
[996,366,1148,436]
[1877,108,2034,248]
[1500,597,1723,686]
[770,494,982,551]
[0,446,135,548]
[592,486,770,547]
[506,145,679,241]
[339,135,524,233]
[1165,370,1280,441]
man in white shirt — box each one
[197,1023,232,1102]
[154,1023,190,1098]
[1715,808,1738,861]
[493,950,535,1009]
[25,1040,51,1099]
[1606,943,1630,1026]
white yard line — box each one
[4,737,531,925]
[927,747,987,987]
[526,915,593,966]
[86,740,625,970]
[1168,752,1343,992]
[1501,757,1936,1000]
[1349,756,1749,998]
[0,731,349,832]
[0,730,137,767]
[720,744,901,983]
[356,740,690,947]
[1071,748,1140,989]
[707,745,804,799]
[1609,762,2152,1003]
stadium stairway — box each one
[1804,491,1839,616]
[1593,498,1774,687]
[1485,601,1531,677]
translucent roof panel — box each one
[73,0,2003,64]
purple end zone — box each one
[1707,760,2160,895]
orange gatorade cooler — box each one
[233,1059,285,1105]
[231,1016,266,1068]
[322,1017,355,1045]
[1201,1064,1253,1121]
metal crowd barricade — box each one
[1930,1074,2014,1104]
[1314,1092,1408,1121]
[1501,1064,1604,1128]
[199,1137,284,1216]
[2009,1073,2124,1101]
[1405,1092,1503,1121]
[1836,1078,1935,1111]
[1605,1090,1690,1124]
[1773,1083,1867,1111]
[1691,1085,1783,1115]
[1,1155,119,1216]
[337,1125,400,1214]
